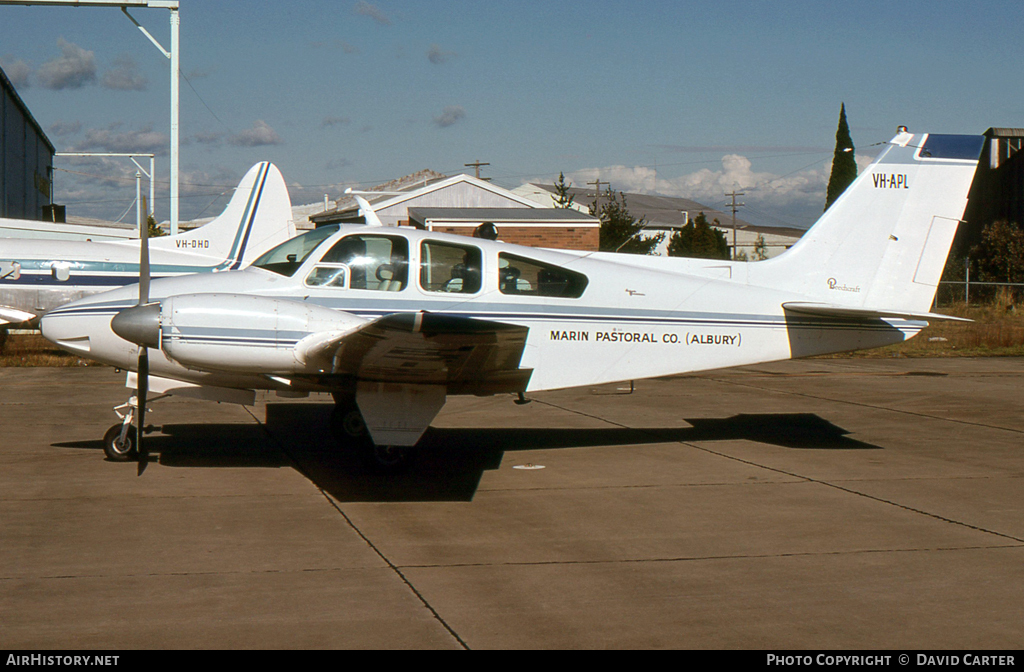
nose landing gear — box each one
[102,393,160,462]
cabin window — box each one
[304,264,347,289]
[252,225,339,277]
[419,241,482,294]
[319,234,408,292]
[497,253,588,298]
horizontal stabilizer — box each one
[782,302,971,323]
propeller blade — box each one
[137,205,150,475]
[137,346,149,475]
[139,200,150,306]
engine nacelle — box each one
[158,293,365,374]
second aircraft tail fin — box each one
[153,162,296,268]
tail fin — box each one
[754,131,983,313]
[152,162,296,269]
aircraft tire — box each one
[103,424,138,462]
[330,404,369,444]
[360,443,416,474]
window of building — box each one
[318,234,408,291]
[420,241,482,294]
[498,253,588,298]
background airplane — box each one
[41,130,983,472]
[0,162,295,332]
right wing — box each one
[0,306,36,326]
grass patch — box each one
[0,332,102,368]
[819,299,1024,358]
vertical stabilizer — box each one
[152,163,296,268]
[753,131,983,313]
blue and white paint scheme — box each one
[0,162,295,326]
[42,130,983,466]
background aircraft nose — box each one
[110,303,161,348]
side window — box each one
[420,241,482,294]
[304,264,347,288]
[319,234,409,291]
[498,253,588,298]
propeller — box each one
[136,212,150,475]
[110,197,158,473]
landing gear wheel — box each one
[331,403,369,444]
[361,444,416,474]
[103,424,137,462]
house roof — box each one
[408,207,599,226]
[310,171,538,224]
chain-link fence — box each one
[935,281,1024,307]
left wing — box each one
[299,312,533,395]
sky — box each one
[2,0,1023,229]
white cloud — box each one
[228,120,283,147]
[1,57,32,88]
[72,124,168,155]
[434,105,465,128]
[354,1,391,25]
[564,154,831,228]
[37,38,97,90]
[101,55,147,91]
[427,44,456,65]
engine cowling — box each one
[121,293,366,374]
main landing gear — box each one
[330,397,416,473]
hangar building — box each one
[1,65,55,222]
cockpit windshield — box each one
[251,225,339,276]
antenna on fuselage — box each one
[344,188,386,227]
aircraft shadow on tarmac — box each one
[53,403,880,503]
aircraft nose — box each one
[111,303,161,348]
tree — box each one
[551,172,576,209]
[147,214,166,238]
[971,220,1024,283]
[591,188,662,254]
[824,103,857,211]
[667,212,730,259]
[753,233,769,261]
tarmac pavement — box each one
[1,358,1022,649]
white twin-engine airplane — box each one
[42,130,983,471]
[0,162,295,328]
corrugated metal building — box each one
[1,65,55,221]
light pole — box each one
[0,0,181,233]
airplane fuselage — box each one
[42,224,922,395]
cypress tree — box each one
[551,172,576,209]
[824,103,857,211]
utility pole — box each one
[725,190,745,260]
[588,178,609,213]
[465,160,490,181]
